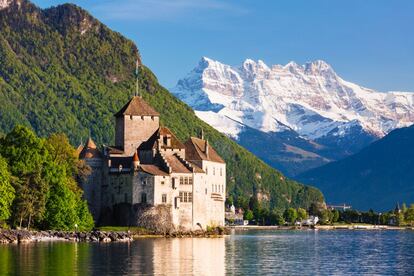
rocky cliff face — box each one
[172,57,414,175]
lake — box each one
[1,229,414,275]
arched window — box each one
[141,193,147,204]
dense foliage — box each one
[0,0,323,212]
[0,156,14,224]
[0,126,94,230]
[298,124,414,211]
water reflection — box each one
[0,238,225,275]
[1,230,414,275]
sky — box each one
[32,0,414,92]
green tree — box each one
[405,204,414,226]
[0,126,50,228]
[244,210,254,221]
[297,208,308,221]
[0,156,14,224]
[43,134,94,231]
[332,209,340,223]
[284,208,298,224]
[320,209,333,225]
[0,127,94,230]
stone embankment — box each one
[0,227,228,244]
[0,230,132,244]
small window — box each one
[179,191,183,202]
[180,177,184,185]
[189,177,193,185]
[161,181,165,185]
[151,116,154,120]
[141,193,147,203]
[130,115,133,120]
[205,188,207,195]
[184,177,188,185]
[213,167,215,175]
[188,192,193,203]
[163,136,168,145]
[220,168,223,176]
[206,167,208,174]
[162,194,167,203]
[184,192,188,202]
[141,116,144,120]
[175,197,179,209]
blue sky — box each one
[32,0,414,92]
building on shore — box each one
[225,205,246,225]
[78,96,226,230]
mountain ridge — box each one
[297,124,414,211]
[171,56,414,175]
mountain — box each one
[171,57,414,176]
[0,0,324,211]
[297,124,414,211]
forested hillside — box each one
[298,125,414,211]
[0,0,323,213]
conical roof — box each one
[132,151,139,162]
[115,96,160,117]
[79,137,102,159]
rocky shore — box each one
[0,229,132,244]
[0,227,228,244]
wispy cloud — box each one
[90,0,247,21]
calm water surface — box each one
[1,230,414,275]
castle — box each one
[77,96,226,230]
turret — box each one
[132,151,140,170]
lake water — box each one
[1,229,414,275]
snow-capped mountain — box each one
[171,57,414,176]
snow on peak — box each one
[304,60,335,76]
[171,57,414,140]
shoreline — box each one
[0,228,228,244]
[229,224,414,231]
[2,225,413,244]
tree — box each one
[0,127,94,230]
[405,204,414,226]
[284,208,298,225]
[297,208,308,221]
[332,209,340,223]
[320,209,333,225]
[0,156,15,224]
[0,126,50,228]
[43,134,94,231]
[244,210,254,221]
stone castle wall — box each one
[116,115,159,155]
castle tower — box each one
[79,137,103,222]
[114,96,160,155]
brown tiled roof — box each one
[184,137,225,164]
[164,155,192,174]
[79,138,103,159]
[115,96,160,117]
[188,162,205,173]
[107,146,124,155]
[140,164,169,176]
[139,127,185,151]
